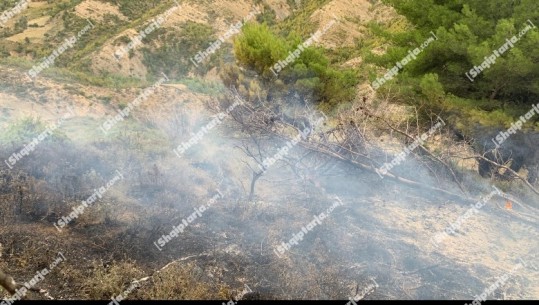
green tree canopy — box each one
[234,23,357,108]
[379,0,539,105]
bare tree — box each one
[234,137,267,201]
[222,87,332,201]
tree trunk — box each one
[248,171,263,202]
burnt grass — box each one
[0,136,537,300]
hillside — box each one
[0,0,537,301]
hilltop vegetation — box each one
[368,0,539,133]
[0,0,536,158]
[232,23,358,109]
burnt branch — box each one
[0,270,17,295]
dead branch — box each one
[459,155,539,196]
[296,139,476,204]
[0,270,54,300]
[220,89,539,208]
[131,253,211,286]
[0,270,17,295]
[363,108,469,196]
[222,90,474,203]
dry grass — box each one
[133,261,231,300]
[81,260,145,299]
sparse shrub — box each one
[133,262,231,300]
[82,260,146,299]
[142,21,220,79]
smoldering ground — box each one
[0,66,537,300]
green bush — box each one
[0,118,67,145]
[234,23,358,108]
